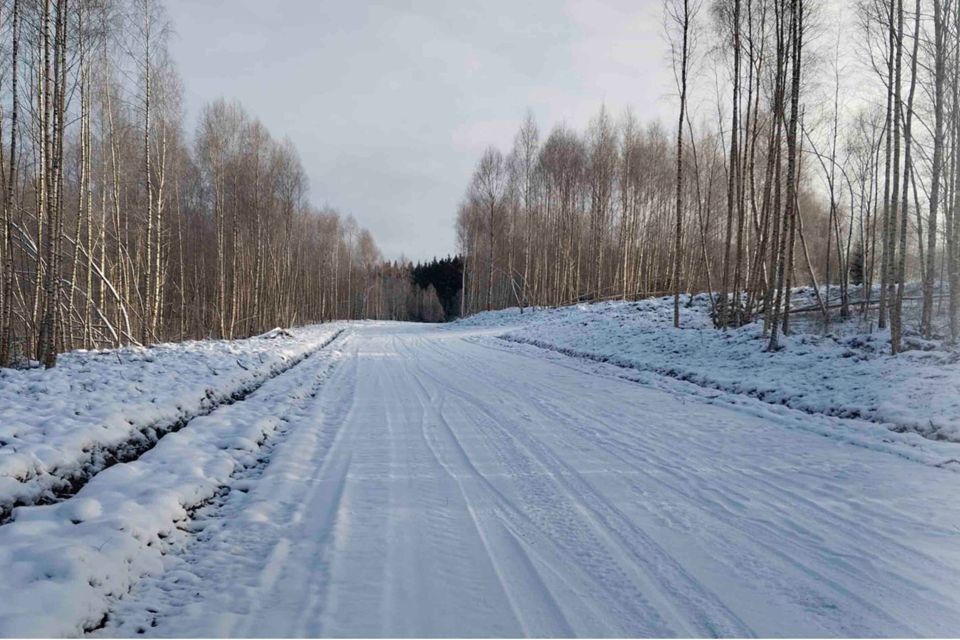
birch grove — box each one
[0,0,442,367]
[457,0,960,355]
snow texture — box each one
[3,313,960,637]
[0,333,348,637]
[96,323,960,637]
[0,325,344,519]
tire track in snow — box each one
[234,343,361,638]
[401,336,714,635]
[473,339,960,624]
[311,329,536,638]
[486,378,936,634]
[91,323,960,638]
[438,333,956,636]
[406,337,749,638]
[95,334,356,637]
[437,336,937,635]
[400,341,572,637]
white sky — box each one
[164,0,681,261]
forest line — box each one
[4,0,958,366]
[456,0,960,354]
[0,0,452,368]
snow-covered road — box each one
[105,322,960,638]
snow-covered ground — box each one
[0,325,344,520]
[0,330,349,636]
[3,317,960,637]
[458,292,960,443]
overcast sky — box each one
[165,0,675,262]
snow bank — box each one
[0,338,347,637]
[0,325,344,518]
[458,293,960,442]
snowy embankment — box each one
[0,330,349,637]
[0,325,344,520]
[458,294,960,443]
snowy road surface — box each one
[105,322,960,637]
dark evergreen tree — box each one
[850,242,866,286]
[412,256,463,320]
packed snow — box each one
[0,325,344,519]
[3,311,960,637]
[102,324,960,637]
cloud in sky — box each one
[165,0,675,261]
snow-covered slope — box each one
[0,334,349,637]
[0,325,345,518]
[457,294,960,443]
